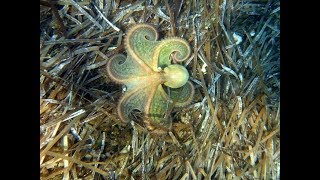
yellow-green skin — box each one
[107,24,194,134]
[164,64,189,88]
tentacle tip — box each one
[124,23,159,49]
[117,104,130,124]
[161,37,192,62]
[105,54,130,83]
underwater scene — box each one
[40,0,280,179]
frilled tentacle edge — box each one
[151,37,191,69]
[125,23,159,73]
[107,54,147,80]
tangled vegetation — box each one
[40,0,280,179]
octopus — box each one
[107,23,194,134]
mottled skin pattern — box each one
[107,24,194,134]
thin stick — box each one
[69,0,103,30]
[46,151,110,177]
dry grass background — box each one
[40,0,280,179]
